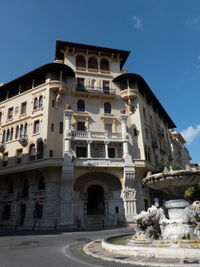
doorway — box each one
[87,185,104,215]
[20,204,26,225]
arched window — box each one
[2,130,6,143]
[76,55,86,69]
[16,126,20,139]
[104,102,111,114]
[88,56,98,71]
[29,144,36,161]
[38,176,45,190]
[77,100,85,112]
[24,123,28,136]
[39,96,43,108]
[37,141,44,160]
[6,129,10,142]
[34,98,39,109]
[100,58,109,72]
[20,124,24,138]
[10,128,13,141]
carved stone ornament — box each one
[0,142,5,153]
[122,190,136,201]
[19,136,28,147]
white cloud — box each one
[181,125,200,144]
[132,15,144,30]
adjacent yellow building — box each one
[0,41,191,228]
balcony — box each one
[2,193,14,201]
[72,86,116,98]
[120,88,138,101]
[49,80,67,94]
[71,130,122,142]
[32,190,45,199]
[74,158,123,167]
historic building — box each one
[0,41,191,228]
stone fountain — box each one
[101,166,200,262]
[134,165,200,242]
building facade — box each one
[0,41,191,228]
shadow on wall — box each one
[129,123,141,159]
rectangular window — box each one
[3,152,8,167]
[108,147,115,158]
[21,102,27,114]
[49,150,53,157]
[59,122,63,134]
[51,123,54,132]
[103,81,109,94]
[77,122,85,131]
[16,149,22,164]
[8,107,13,119]
[34,120,40,134]
[76,146,87,157]
[77,78,85,91]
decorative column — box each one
[120,108,130,159]
[104,141,109,159]
[64,104,73,154]
[120,108,137,221]
[60,104,74,226]
[87,140,92,158]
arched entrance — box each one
[87,185,104,215]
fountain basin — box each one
[102,235,200,260]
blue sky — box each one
[0,0,199,164]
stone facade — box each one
[0,41,191,228]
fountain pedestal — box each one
[161,199,195,240]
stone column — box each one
[120,108,137,221]
[87,140,92,158]
[104,141,109,159]
[60,104,74,226]
[120,109,129,158]
[64,104,73,154]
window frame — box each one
[21,102,27,114]
[7,107,13,120]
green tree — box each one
[184,184,200,202]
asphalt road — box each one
[0,228,136,267]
